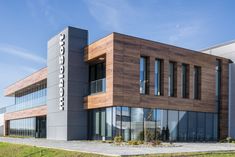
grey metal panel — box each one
[47,26,88,140]
[229,63,235,138]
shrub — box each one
[156,140,162,145]
[137,140,144,145]
[114,136,123,143]
[227,137,232,143]
[128,140,139,145]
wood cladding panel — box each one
[5,68,47,96]
[84,34,114,109]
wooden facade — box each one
[84,33,229,139]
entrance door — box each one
[36,116,46,138]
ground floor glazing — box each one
[7,116,46,138]
[88,107,218,142]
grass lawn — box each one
[0,142,235,157]
[0,142,106,157]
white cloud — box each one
[84,0,136,32]
[0,43,46,64]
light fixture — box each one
[99,57,105,61]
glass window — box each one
[194,66,201,99]
[155,59,163,96]
[121,107,131,141]
[197,112,205,141]
[168,62,177,97]
[215,59,221,112]
[178,111,188,141]
[116,107,122,136]
[182,64,189,98]
[213,114,218,141]
[144,108,156,141]
[156,109,168,141]
[89,62,106,94]
[101,109,106,137]
[94,110,100,137]
[140,57,149,94]
[106,108,112,138]
[131,108,144,140]
[168,110,178,141]
[205,113,213,141]
[188,112,197,141]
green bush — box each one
[114,136,123,143]
[137,140,144,145]
[128,140,139,145]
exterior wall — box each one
[5,68,47,96]
[85,32,229,139]
[202,42,235,139]
[113,33,229,112]
[84,34,114,109]
[47,27,88,140]
[4,105,47,121]
[229,63,235,138]
[0,113,3,136]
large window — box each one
[197,112,205,141]
[182,64,189,98]
[155,59,163,96]
[9,117,36,137]
[178,111,188,141]
[89,62,106,94]
[205,113,213,141]
[168,110,178,141]
[131,108,144,140]
[156,109,168,140]
[194,66,201,99]
[122,107,131,141]
[188,112,197,141]
[106,108,112,139]
[140,57,149,94]
[88,108,218,142]
[168,62,177,97]
[6,81,47,113]
[144,109,156,141]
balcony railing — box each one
[90,78,106,94]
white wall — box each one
[0,113,4,136]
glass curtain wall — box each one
[88,107,218,142]
[131,108,144,140]
[7,82,47,113]
[9,117,36,137]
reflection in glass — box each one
[156,109,168,140]
[106,108,112,138]
[122,107,131,141]
[178,111,188,141]
[197,112,205,141]
[144,109,156,141]
[188,112,197,141]
[206,113,213,141]
[131,108,144,140]
[168,110,178,141]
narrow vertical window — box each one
[140,56,149,94]
[155,59,163,96]
[182,64,189,98]
[168,61,177,97]
[215,59,221,111]
[194,66,201,99]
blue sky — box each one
[0,0,235,107]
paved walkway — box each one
[1,137,235,156]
